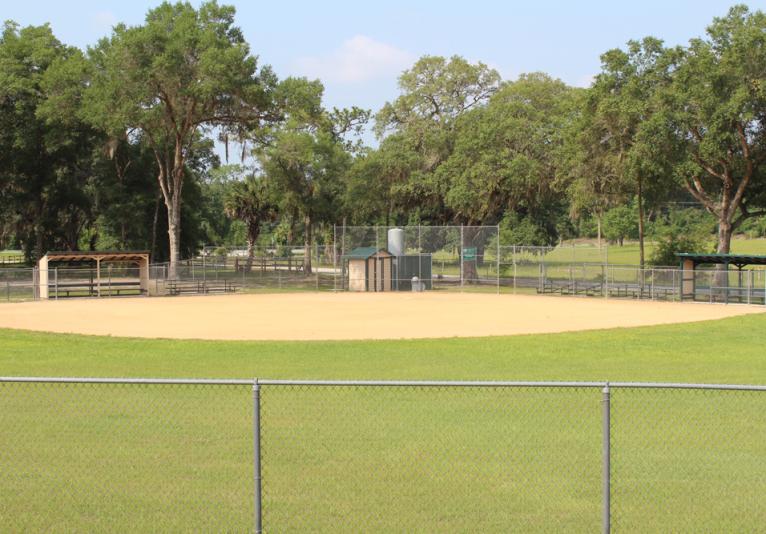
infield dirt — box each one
[0,292,760,340]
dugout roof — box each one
[677,253,766,269]
[42,251,150,263]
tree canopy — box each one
[3,3,766,267]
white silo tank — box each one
[387,228,404,257]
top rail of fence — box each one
[0,376,254,386]
[2,376,766,391]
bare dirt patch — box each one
[0,292,760,341]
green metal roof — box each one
[342,247,389,260]
[677,253,766,266]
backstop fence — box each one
[2,377,766,532]
[2,232,766,303]
[336,225,501,291]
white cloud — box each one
[91,11,117,34]
[294,35,414,84]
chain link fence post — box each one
[602,382,611,534]
[253,379,263,534]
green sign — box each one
[463,247,477,261]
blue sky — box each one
[5,0,765,113]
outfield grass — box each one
[3,313,766,382]
[2,316,766,531]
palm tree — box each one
[224,176,277,273]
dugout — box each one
[37,251,150,299]
[342,248,394,292]
[678,252,766,303]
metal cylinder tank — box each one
[387,228,404,257]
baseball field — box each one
[2,293,765,532]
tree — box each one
[584,37,675,267]
[436,74,575,277]
[223,175,277,272]
[372,56,502,223]
[0,22,99,260]
[649,208,715,266]
[376,55,501,138]
[439,73,574,232]
[659,5,766,257]
[603,205,637,246]
[200,164,248,246]
[257,78,366,274]
[561,90,626,247]
[54,1,276,276]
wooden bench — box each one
[166,280,204,295]
[538,280,603,296]
[607,284,676,300]
[166,280,237,296]
[49,281,145,298]
[203,280,237,293]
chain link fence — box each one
[610,385,766,532]
[0,378,254,532]
[337,225,501,291]
[3,235,765,303]
[2,377,766,532]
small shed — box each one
[342,247,393,292]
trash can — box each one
[411,276,424,292]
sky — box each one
[4,0,766,154]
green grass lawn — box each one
[2,316,766,532]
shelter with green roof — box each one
[677,252,766,303]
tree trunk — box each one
[244,222,258,274]
[167,208,181,279]
[34,223,44,263]
[245,238,254,274]
[303,214,312,275]
[637,175,645,269]
[151,193,161,261]
[717,221,733,254]
[462,226,479,284]
[714,220,733,291]
[596,213,602,249]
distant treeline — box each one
[2,3,766,273]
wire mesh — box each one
[259,384,600,532]
[610,387,766,531]
[3,379,766,532]
[338,225,500,292]
[0,268,37,302]
[0,381,253,531]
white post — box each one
[96,258,101,297]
